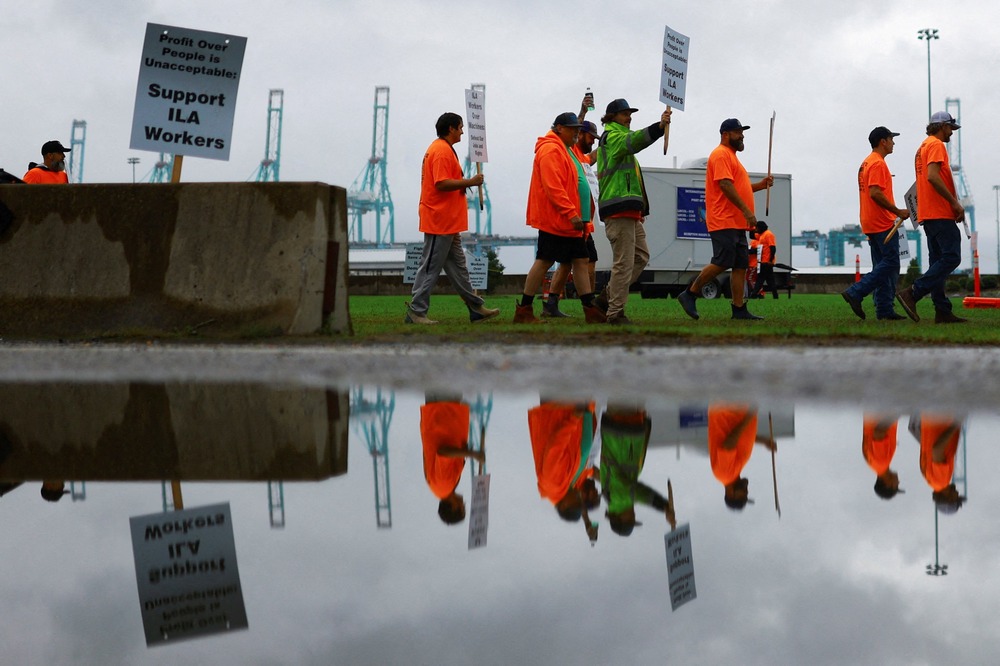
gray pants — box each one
[410,233,483,315]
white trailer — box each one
[592,166,794,299]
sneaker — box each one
[541,299,571,318]
[895,286,920,322]
[583,305,607,324]
[877,312,907,321]
[677,289,699,320]
[513,302,540,324]
[935,311,968,324]
[404,308,438,325]
[606,312,633,325]
[841,291,866,320]
[468,303,500,323]
[731,304,764,320]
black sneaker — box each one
[677,289,699,320]
[731,304,764,320]
[841,291,866,320]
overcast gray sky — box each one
[3,1,998,269]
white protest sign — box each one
[129,502,248,646]
[468,474,491,550]
[665,523,696,611]
[403,243,423,284]
[465,88,488,163]
[660,26,690,111]
[130,23,247,161]
[904,183,919,230]
[468,253,488,291]
[898,228,912,264]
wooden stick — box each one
[769,412,780,518]
[476,162,484,211]
[666,479,676,531]
[170,154,184,183]
[663,106,671,155]
[765,112,775,216]
[884,217,905,243]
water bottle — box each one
[585,87,594,111]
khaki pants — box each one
[604,217,649,318]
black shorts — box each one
[585,234,598,263]
[536,230,589,264]
[709,229,749,270]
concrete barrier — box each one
[0,182,350,337]
[0,382,349,481]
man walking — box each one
[842,126,910,320]
[595,99,671,325]
[406,113,500,325]
[896,111,966,324]
[677,119,772,320]
[750,221,779,299]
[22,140,71,184]
[514,113,605,324]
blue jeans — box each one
[913,219,961,314]
[845,230,899,317]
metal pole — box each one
[917,29,939,121]
[127,157,140,183]
[994,185,1000,277]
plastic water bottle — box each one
[585,88,594,111]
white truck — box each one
[591,166,794,299]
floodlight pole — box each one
[917,28,939,121]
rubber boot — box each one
[513,302,540,324]
[541,295,571,318]
[731,303,764,320]
[583,305,607,323]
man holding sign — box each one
[407,113,500,325]
[896,111,966,324]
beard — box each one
[732,138,745,151]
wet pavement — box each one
[0,343,996,664]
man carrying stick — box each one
[677,118,772,320]
[841,126,910,321]
[896,111,967,324]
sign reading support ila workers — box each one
[130,23,247,161]
[660,25,690,111]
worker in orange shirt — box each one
[22,140,71,184]
[861,413,903,499]
[677,119,773,321]
[707,403,775,510]
[746,228,759,299]
[421,395,483,525]
[528,398,597,522]
[908,413,965,513]
[514,113,605,324]
[407,113,500,325]
[750,221,778,299]
[544,110,602,319]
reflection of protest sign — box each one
[130,23,247,161]
[665,523,697,611]
[468,474,490,550]
[130,503,248,646]
[660,26,690,111]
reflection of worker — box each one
[600,403,672,536]
[527,399,597,521]
[862,413,902,499]
[421,395,483,525]
[22,140,71,184]
[909,413,965,513]
[708,403,775,510]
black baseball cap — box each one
[869,126,900,147]
[605,99,638,115]
[552,112,583,128]
[720,118,750,133]
[41,140,71,155]
[580,120,600,137]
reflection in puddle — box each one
[0,381,988,663]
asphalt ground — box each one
[0,343,995,412]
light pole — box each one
[994,185,1000,278]
[127,157,140,184]
[917,28,939,120]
